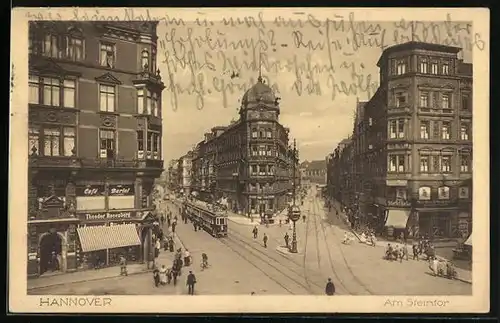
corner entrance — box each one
[39,232,63,275]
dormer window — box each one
[141,49,150,71]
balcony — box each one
[417,107,455,116]
[29,155,81,169]
[79,158,163,170]
[387,106,411,115]
[132,70,165,90]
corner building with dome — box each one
[188,77,296,216]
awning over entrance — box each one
[385,210,410,229]
[77,224,141,252]
[464,232,473,246]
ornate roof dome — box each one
[241,76,276,106]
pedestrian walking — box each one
[284,232,289,248]
[172,221,177,234]
[159,265,167,285]
[403,242,409,261]
[279,219,282,227]
[184,249,191,266]
[186,270,197,295]
[160,214,165,226]
[302,215,306,223]
[166,267,173,284]
[153,267,160,287]
[252,226,258,239]
[263,233,268,248]
[412,244,419,260]
[119,255,128,276]
[167,214,171,227]
[193,221,197,232]
[325,278,336,295]
[155,239,161,258]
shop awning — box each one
[384,210,410,229]
[77,224,141,252]
[464,232,473,246]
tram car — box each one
[183,200,228,237]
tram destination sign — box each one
[79,211,137,221]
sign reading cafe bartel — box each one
[109,184,134,196]
[80,211,137,221]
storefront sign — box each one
[415,199,458,208]
[76,185,105,196]
[459,187,470,199]
[386,179,408,186]
[438,186,450,200]
[418,187,431,200]
[80,211,137,221]
[386,200,411,208]
[109,184,135,196]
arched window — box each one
[141,49,150,70]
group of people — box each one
[252,226,269,248]
[412,238,436,261]
[384,243,410,262]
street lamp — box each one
[287,139,300,253]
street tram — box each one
[183,200,228,237]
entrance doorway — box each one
[39,232,62,275]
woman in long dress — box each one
[159,265,168,285]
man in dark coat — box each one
[325,278,335,295]
[186,270,197,295]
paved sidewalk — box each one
[326,199,472,284]
[27,263,150,291]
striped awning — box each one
[384,210,410,229]
[77,224,141,252]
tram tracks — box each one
[311,197,374,295]
[222,228,325,295]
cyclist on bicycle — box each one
[201,253,208,268]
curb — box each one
[27,267,152,291]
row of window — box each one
[29,31,156,71]
[250,164,275,176]
[394,91,471,111]
[28,126,161,159]
[393,57,451,76]
[388,154,470,173]
[387,119,471,140]
[251,128,273,139]
[29,75,160,116]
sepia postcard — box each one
[9,7,490,314]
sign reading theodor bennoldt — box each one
[109,184,135,196]
[76,185,106,197]
[79,211,137,221]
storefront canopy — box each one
[77,224,141,252]
[464,232,473,246]
[385,210,410,229]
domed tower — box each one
[240,76,290,219]
[239,76,280,121]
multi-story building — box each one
[177,151,193,196]
[300,160,327,185]
[27,21,164,277]
[184,77,295,215]
[329,42,473,240]
[166,159,179,193]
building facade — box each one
[300,160,327,185]
[180,77,295,216]
[27,21,164,277]
[327,42,473,240]
[177,151,193,196]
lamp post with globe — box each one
[288,139,300,253]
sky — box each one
[156,14,475,163]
